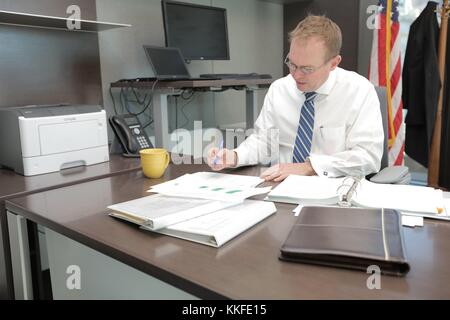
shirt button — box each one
[323,171,328,176]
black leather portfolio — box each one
[280,206,410,276]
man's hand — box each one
[207,148,238,171]
[260,162,316,182]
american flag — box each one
[369,0,404,166]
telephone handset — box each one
[109,114,153,157]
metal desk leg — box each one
[0,203,14,299]
[153,93,170,148]
[246,89,259,129]
[7,212,33,300]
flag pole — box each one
[385,0,396,149]
[428,0,449,188]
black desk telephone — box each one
[109,114,153,157]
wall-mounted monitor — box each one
[162,0,230,61]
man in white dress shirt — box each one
[207,15,384,181]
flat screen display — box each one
[162,1,230,61]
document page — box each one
[149,172,270,202]
[353,180,444,214]
[267,175,346,204]
[149,172,264,190]
[400,197,450,221]
[186,172,264,188]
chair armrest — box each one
[370,166,411,185]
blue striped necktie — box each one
[293,92,318,163]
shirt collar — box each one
[291,68,337,97]
[314,68,337,96]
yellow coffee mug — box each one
[139,148,170,179]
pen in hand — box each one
[213,139,224,165]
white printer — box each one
[0,104,109,176]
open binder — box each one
[108,194,240,231]
[279,206,410,276]
[266,175,445,218]
[143,200,277,248]
[109,198,276,247]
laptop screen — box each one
[143,46,191,80]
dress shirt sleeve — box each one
[309,86,384,178]
[234,85,277,167]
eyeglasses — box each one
[284,54,332,75]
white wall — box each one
[209,0,284,128]
[96,0,283,139]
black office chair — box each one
[369,87,410,184]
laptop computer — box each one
[143,45,216,81]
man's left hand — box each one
[260,162,316,182]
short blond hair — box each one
[289,15,342,60]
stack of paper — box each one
[266,175,345,205]
[353,179,445,217]
[397,197,450,221]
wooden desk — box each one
[111,78,273,148]
[0,154,141,200]
[0,154,142,299]
[5,164,450,299]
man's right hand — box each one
[207,148,238,171]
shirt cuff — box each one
[233,146,250,167]
[309,155,342,178]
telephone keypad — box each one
[137,136,150,149]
